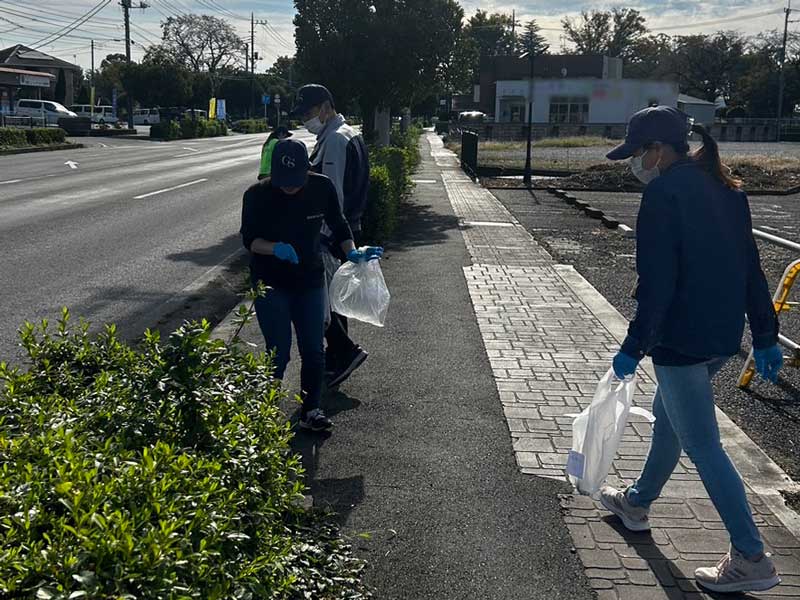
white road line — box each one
[133,178,208,199]
[0,179,23,185]
[182,146,200,152]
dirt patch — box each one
[782,490,800,514]
[484,161,800,193]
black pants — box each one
[325,232,361,361]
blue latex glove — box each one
[347,246,384,263]
[273,242,299,264]
[754,345,783,383]
[612,352,640,380]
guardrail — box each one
[0,115,47,128]
[738,228,800,388]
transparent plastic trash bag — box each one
[566,369,654,497]
[329,254,391,327]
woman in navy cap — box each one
[598,106,783,593]
[241,138,382,432]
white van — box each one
[70,104,116,124]
[133,108,160,125]
[15,99,77,125]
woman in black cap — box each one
[241,138,383,432]
[597,106,783,594]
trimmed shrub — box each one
[362,165,395,245]
[0,312,372,599]
[233,119,269,134]
[0,127,29,147]
[25,128,66,146]
[372,146,411,203]
[149,120,181,140]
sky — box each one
[0,0,793,71]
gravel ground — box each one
[490,188,800,493]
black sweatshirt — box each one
[240,173,353,290]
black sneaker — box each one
[327,346,368,388]
[299,409,333,432]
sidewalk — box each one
[217,132,800,599]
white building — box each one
[494,78,679,126]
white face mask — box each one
[304,116,324,134]
[629,149,660,184]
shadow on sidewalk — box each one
[388,198,460,253]
[603,517,763,600]
[288,388,365,524]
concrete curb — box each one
[553,263,800,541]
[548,187,634,237]
[0,143,84,156]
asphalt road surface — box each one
[0,130,315,364]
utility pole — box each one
[521,51,535,186]
[250,13,269,118]
[121,0,148,130]
[90,39,95,123]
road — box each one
[0,130,316,364]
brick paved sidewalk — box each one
[431,132,800,599]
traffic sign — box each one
[262,94,271,105]
[274,94,281,104]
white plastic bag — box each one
[566,369,654,497]
[329,257,391,327]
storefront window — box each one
[549,96,589,124]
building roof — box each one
[480,55,614,81]
[0,66,56,79]
[678,93,715,106]
[0,45,80,71]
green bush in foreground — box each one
[362,165,395,245]
[149,120,181,141]
[0,310,371,599]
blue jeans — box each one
[253,283,326,414]
[626,357,764,558]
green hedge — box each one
[0,127,28,147]
[0,128,66,148]
[360,125,423,245]
[151,119,227,140]
[233,119,269,134]
[0,311,371,599]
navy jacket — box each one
[621,159,778,362]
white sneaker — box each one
[599,485,651,532]
[695,546,781,593]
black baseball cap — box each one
[271,139,310,188]
[607,106,692,160]
[289,84,334,118]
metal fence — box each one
[0,115,47,128]
[460,129,479,177]
[738,228,800,388]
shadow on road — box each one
[387,197,460,253]
[165,234,243,267]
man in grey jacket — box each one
[291,84,371,388]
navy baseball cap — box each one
[607,106,692,160]
[271,139,310,188]
[290,84,334,118]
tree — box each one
[624,33,674,79]
[671,32,747,102]
[94,54,127,105]
[152,14,246,93]
[120,60,193,109]
[520,20,549,56]
[562,8,647,60]
[54,68,66,104]
[463,10,516,81]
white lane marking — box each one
[133,178,208,199]
[0,179,23,185]
[65,161,79,169]
[98,143,109,148]
[182,146,199,152]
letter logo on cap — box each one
[281,155,296,168]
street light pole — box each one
[777,0,793,142]
[523,51,534,186]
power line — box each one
[651,9,784,31]
[2,0,123,26]
[30,0,114,49]
[0,15,123,42]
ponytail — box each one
[690,124,741,189]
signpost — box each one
[275,94,281,127]
[262,94,271,125]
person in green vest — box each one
[258,126,292,180]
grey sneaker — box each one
[695,546,780,593]
[599,486,651,532]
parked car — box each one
[14,99,77,125]
[183,109,208,120]
[70,104,117,124]
[133,108,160,125]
